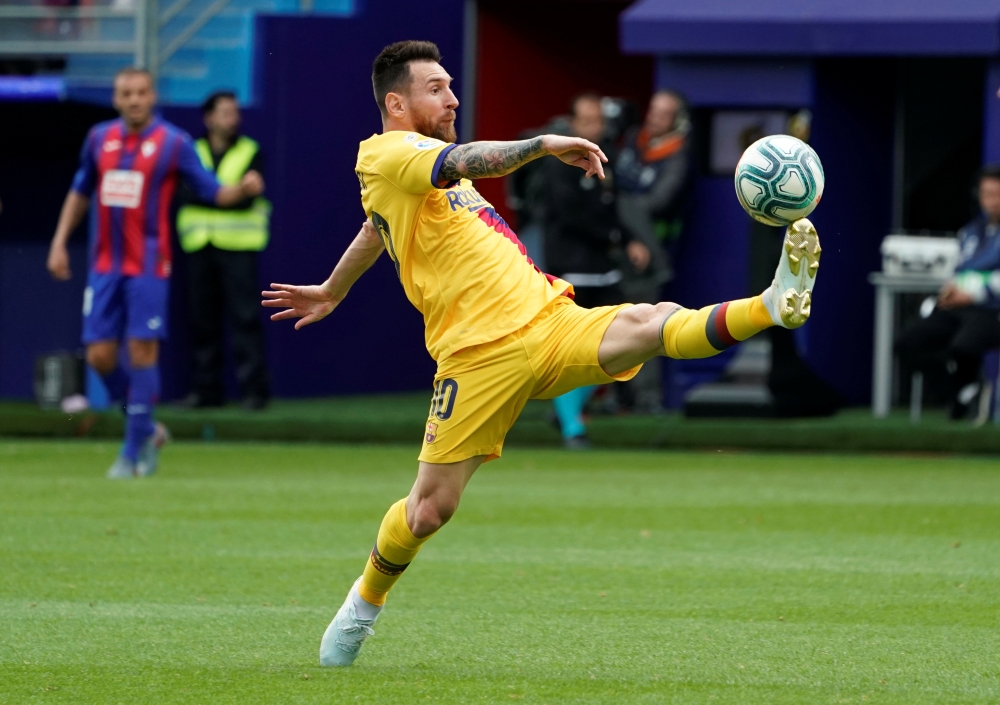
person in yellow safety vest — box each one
[176,91,271,410]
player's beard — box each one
[415,112,457,143]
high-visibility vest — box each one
[177,136,271,253]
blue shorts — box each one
[82,271,169,344]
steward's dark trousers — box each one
[186,245,270,402]
[895,305,1000,399]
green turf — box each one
[1,441,998,704]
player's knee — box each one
[650,301,682,322]
[409,494,459,538]
[86,346,117,375]
[622,302,682,340]
[128,339,159,368]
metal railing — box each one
[0,0,235,78]
[0,1,145,67]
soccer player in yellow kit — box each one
[262,40,821,667]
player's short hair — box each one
[372,40,442,118]
[202,90,238,116]
[570,92,602,117]
[113,67,153,88]
[980,165,1000,184]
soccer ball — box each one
[734,135,824,226]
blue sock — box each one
[122,365,158,463]
[101,366,129,403]
[552,385,596,440]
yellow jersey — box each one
[355,131,571,361]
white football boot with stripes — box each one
[761,218,821,329]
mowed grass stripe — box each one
[1,440,998,703]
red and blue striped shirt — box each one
[72,117,220,278]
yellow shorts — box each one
[418,297,641,464]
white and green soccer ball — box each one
[734,134,824,226]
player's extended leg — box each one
[320,456,484,666]
[124,338,168,478]
[86,340,128,401]
[598,219,820,375]
[87,340,137,479]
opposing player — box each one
[47,68,265,479]
[262,41,820,666]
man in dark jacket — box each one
[541,93,649,446]
[615,90,692,412]
[896,166,1000,419]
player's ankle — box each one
[352,582,383,621]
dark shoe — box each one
[563,435,592,451]
[948,383,981,421]
[174,393,225,410]
[241,395,269,411]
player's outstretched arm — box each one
[437,135,607,182]
[262,219,384,330]
[47,190,90,281]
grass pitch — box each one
[1,441,998,704]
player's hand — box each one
[627,240,651,273]
[541,135,607,179]
[262,282,339,329]
[47,242,72,281]
[241,170,265,197]
[938,284,973,310]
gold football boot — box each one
[761,218,821,329]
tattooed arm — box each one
[437,134,608,183]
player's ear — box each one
[384,92,406,120]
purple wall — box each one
[984,59,1000,164]
[803,59,896,404]
[663,178,750,405]
[0,242,87,398]
[622,0,1000,56]
[242,8,469,398]
[656,58,813,107]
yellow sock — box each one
[358,499,431,606]
[661,296,773,360]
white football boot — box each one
[319,577,379,667]
[761,218,821,329]
[136,422,170,478]
[106,456,137,479]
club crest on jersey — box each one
[425,421,438,443]
[141,140,157,158]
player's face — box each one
[570,99,604,143]
[206,98,241,139]
[113,73,156,129]
[644,93,678,138]
[980,178,1000,222]
[405,61,459,143]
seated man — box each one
[896,166,1000,419]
